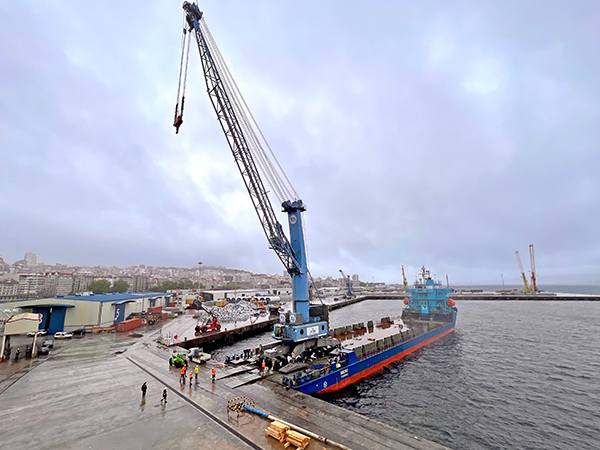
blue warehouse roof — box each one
[58,292,171,303]
[29,303,75,308]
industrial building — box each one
[0,292,171,334]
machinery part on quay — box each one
[235,399,353,450]
[227,396,256,413]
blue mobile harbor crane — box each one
[339,269,355,298]
[174,2,331,354]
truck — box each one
[187,347,211,365]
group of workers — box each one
[179,364,216,385]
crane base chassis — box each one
[266,335,340,359]
[273,320,330,345]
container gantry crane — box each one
[515,251,531,292]
[175,2,329,348]
[339,269,355,298]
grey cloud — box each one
[1,1,599,284]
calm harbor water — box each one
[214,287,600,450]
[327,298,600,450]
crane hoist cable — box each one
[199,18,298,204]
[202,19,290,204]
[174,16,192,134]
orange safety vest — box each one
[181,367,185,375]
[189,371,193,378]
[211,369,216,376]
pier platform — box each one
[0,327,451,450]
[158,312,278,350]
[327,292,600,306]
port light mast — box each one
[515,251,531,292]
[402,265,408,289]
[175,2,329,344]
[529,244,538,293]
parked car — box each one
[37,345,50,355]
[54,332,73,339]
[72,328,87,336]
[43,339,54,348]
[27,330,48,337]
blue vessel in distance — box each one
[402,266,457,322]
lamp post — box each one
[197,262,203,289]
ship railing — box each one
[294,356,351,385]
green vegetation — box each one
[112,279,129,293]
[151,279,203,292]
[88,279,111,294]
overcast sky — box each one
[1,1,599,285]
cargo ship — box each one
[270,267,457,394]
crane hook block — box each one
[174,115,183,134]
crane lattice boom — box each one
[515,251,531,292]
[529,244,538,292]
[176,2,329,346]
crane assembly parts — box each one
[339,269,355,298]
[174,2,330,352]
[529,244,538,293]
[515,251,531,292]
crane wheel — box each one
[201,327,207,333]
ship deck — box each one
[268,317,447,387]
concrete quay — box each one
[0,327,451,450]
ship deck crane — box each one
[339,269,355,298]
[515,251,531,292]
[402,265,408,289]
[175,2,329,347]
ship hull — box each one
[296,315,456,394]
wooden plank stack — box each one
[265,422,311,449]
[285,430,311,449]
[265,421,289,443]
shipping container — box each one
[116,317,142,332]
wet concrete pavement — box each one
[0,321,450,450]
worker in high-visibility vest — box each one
[211,368,216,383]
[180,366,186,383]
[194,366,199,381]
[189,370,194,386]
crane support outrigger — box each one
[176,2,330,353]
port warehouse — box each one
[0,292,172,334]
[0,288,285,335]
